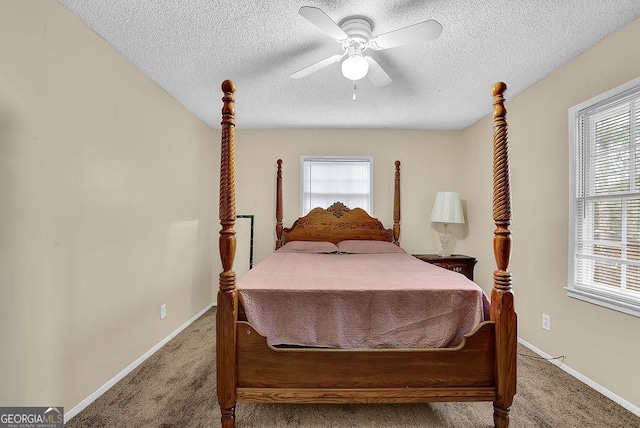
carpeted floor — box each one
[66,307,640,427]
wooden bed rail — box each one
[490,82,517,428]
[217,80,238,428]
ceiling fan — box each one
[291,6,443,87]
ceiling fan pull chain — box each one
[353,82,357,101]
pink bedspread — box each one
[237,252,489,349]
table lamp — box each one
[430,191,465,257]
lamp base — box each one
[438,223,451,258]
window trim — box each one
[300,155,374,217]
[567,75,640,318]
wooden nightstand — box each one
[413,254,477,281]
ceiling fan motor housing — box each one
[339,17,373,46]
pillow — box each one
[277,241,339,254]
[337,240,406,254]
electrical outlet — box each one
[160,304,167,320]
[542,313,551,331]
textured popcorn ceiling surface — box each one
[58,1,640,130]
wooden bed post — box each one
[217,80,238,428]
[490,82,517,428]
[393,160,401,245]
[275,159,283,249]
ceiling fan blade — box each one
[369,20,443,50]
[299,6,348,40]
[365,57,392,87]
[291,53,345,79]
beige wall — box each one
[234,129,468,265]
[0,1,218,411]
[462,18,640,409]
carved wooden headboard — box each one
[275,160,401,247]
[281,202,393,245]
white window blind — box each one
[569,77,640,317]
[301,156,372,216]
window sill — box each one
[565,286,640,318]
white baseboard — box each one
[65,303,214,423]
[518,337,640,417]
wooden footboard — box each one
[236,321,496,403]
[216,80,516,428]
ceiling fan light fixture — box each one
[341,46,369,81]
[294,7,442,86]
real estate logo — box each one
[0,407,63,428]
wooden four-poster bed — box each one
[216,80,516,427]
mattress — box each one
[237,241,489,349]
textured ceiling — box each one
[58,1,640,130]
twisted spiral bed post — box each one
[217,80,238,428]
[275,159,284,249]
[490,82,517,428]
[393,160,401,245]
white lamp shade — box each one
[430,192,465,224]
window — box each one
[568,76,640,317]
[301,156,373,216]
